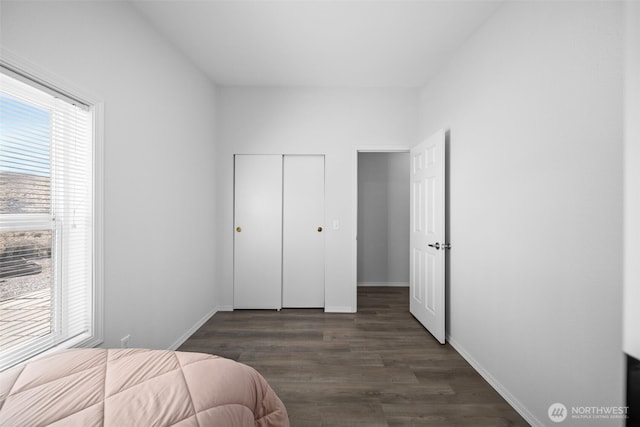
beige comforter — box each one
[0,348,289,426]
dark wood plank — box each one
[179,287,529,426]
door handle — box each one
[317,227,323,232]
[236,226,242,232]
[428,242,452,250]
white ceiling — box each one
[132,0,503,88]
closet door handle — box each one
[317,227,323,232]
[236,226,242,232]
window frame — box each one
[1,49,104,369]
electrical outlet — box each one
[120,334,131,348]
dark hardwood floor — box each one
[179,287,529,426]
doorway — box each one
[355,131,448,343]
[356,151,410,290]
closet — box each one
[233,154,325,309]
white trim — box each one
[325,306,356,313]
[24,332,96,365]
[446,335,542,427]
[356,147,412,153]
[0,50,105,363]
[357,282,409,287]
[216,305,234,312]
[92,101,105,346]
[0,48,101,106]
[167,307,218,351]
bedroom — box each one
[0,0,638,425]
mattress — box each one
[0,348,289,426]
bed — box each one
[0,348,289,426]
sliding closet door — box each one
[234,155,282,309]
[283,155,325,307]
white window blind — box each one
[0,67,95,370]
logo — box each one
[548,403,568,423]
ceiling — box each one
[132,0,504,88]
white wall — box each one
[1,1,219,349]
[357,152,409,285]
[216,88,418,312]
[419,1,624,425]
[624,0,640,361]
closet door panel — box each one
[283,155,325,307]
[234,155,282,309]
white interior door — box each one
[234,155,282,309]
[282,155,325,307]
[410,129,447,343]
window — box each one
[0,64,102,370]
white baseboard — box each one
[357,282,409,287]
[168,307,218,351]
[446,335,542,427]
[325,306,356,313]
[216,305,234,312]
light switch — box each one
[332,219,340,230]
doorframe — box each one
[353,146,411,310]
